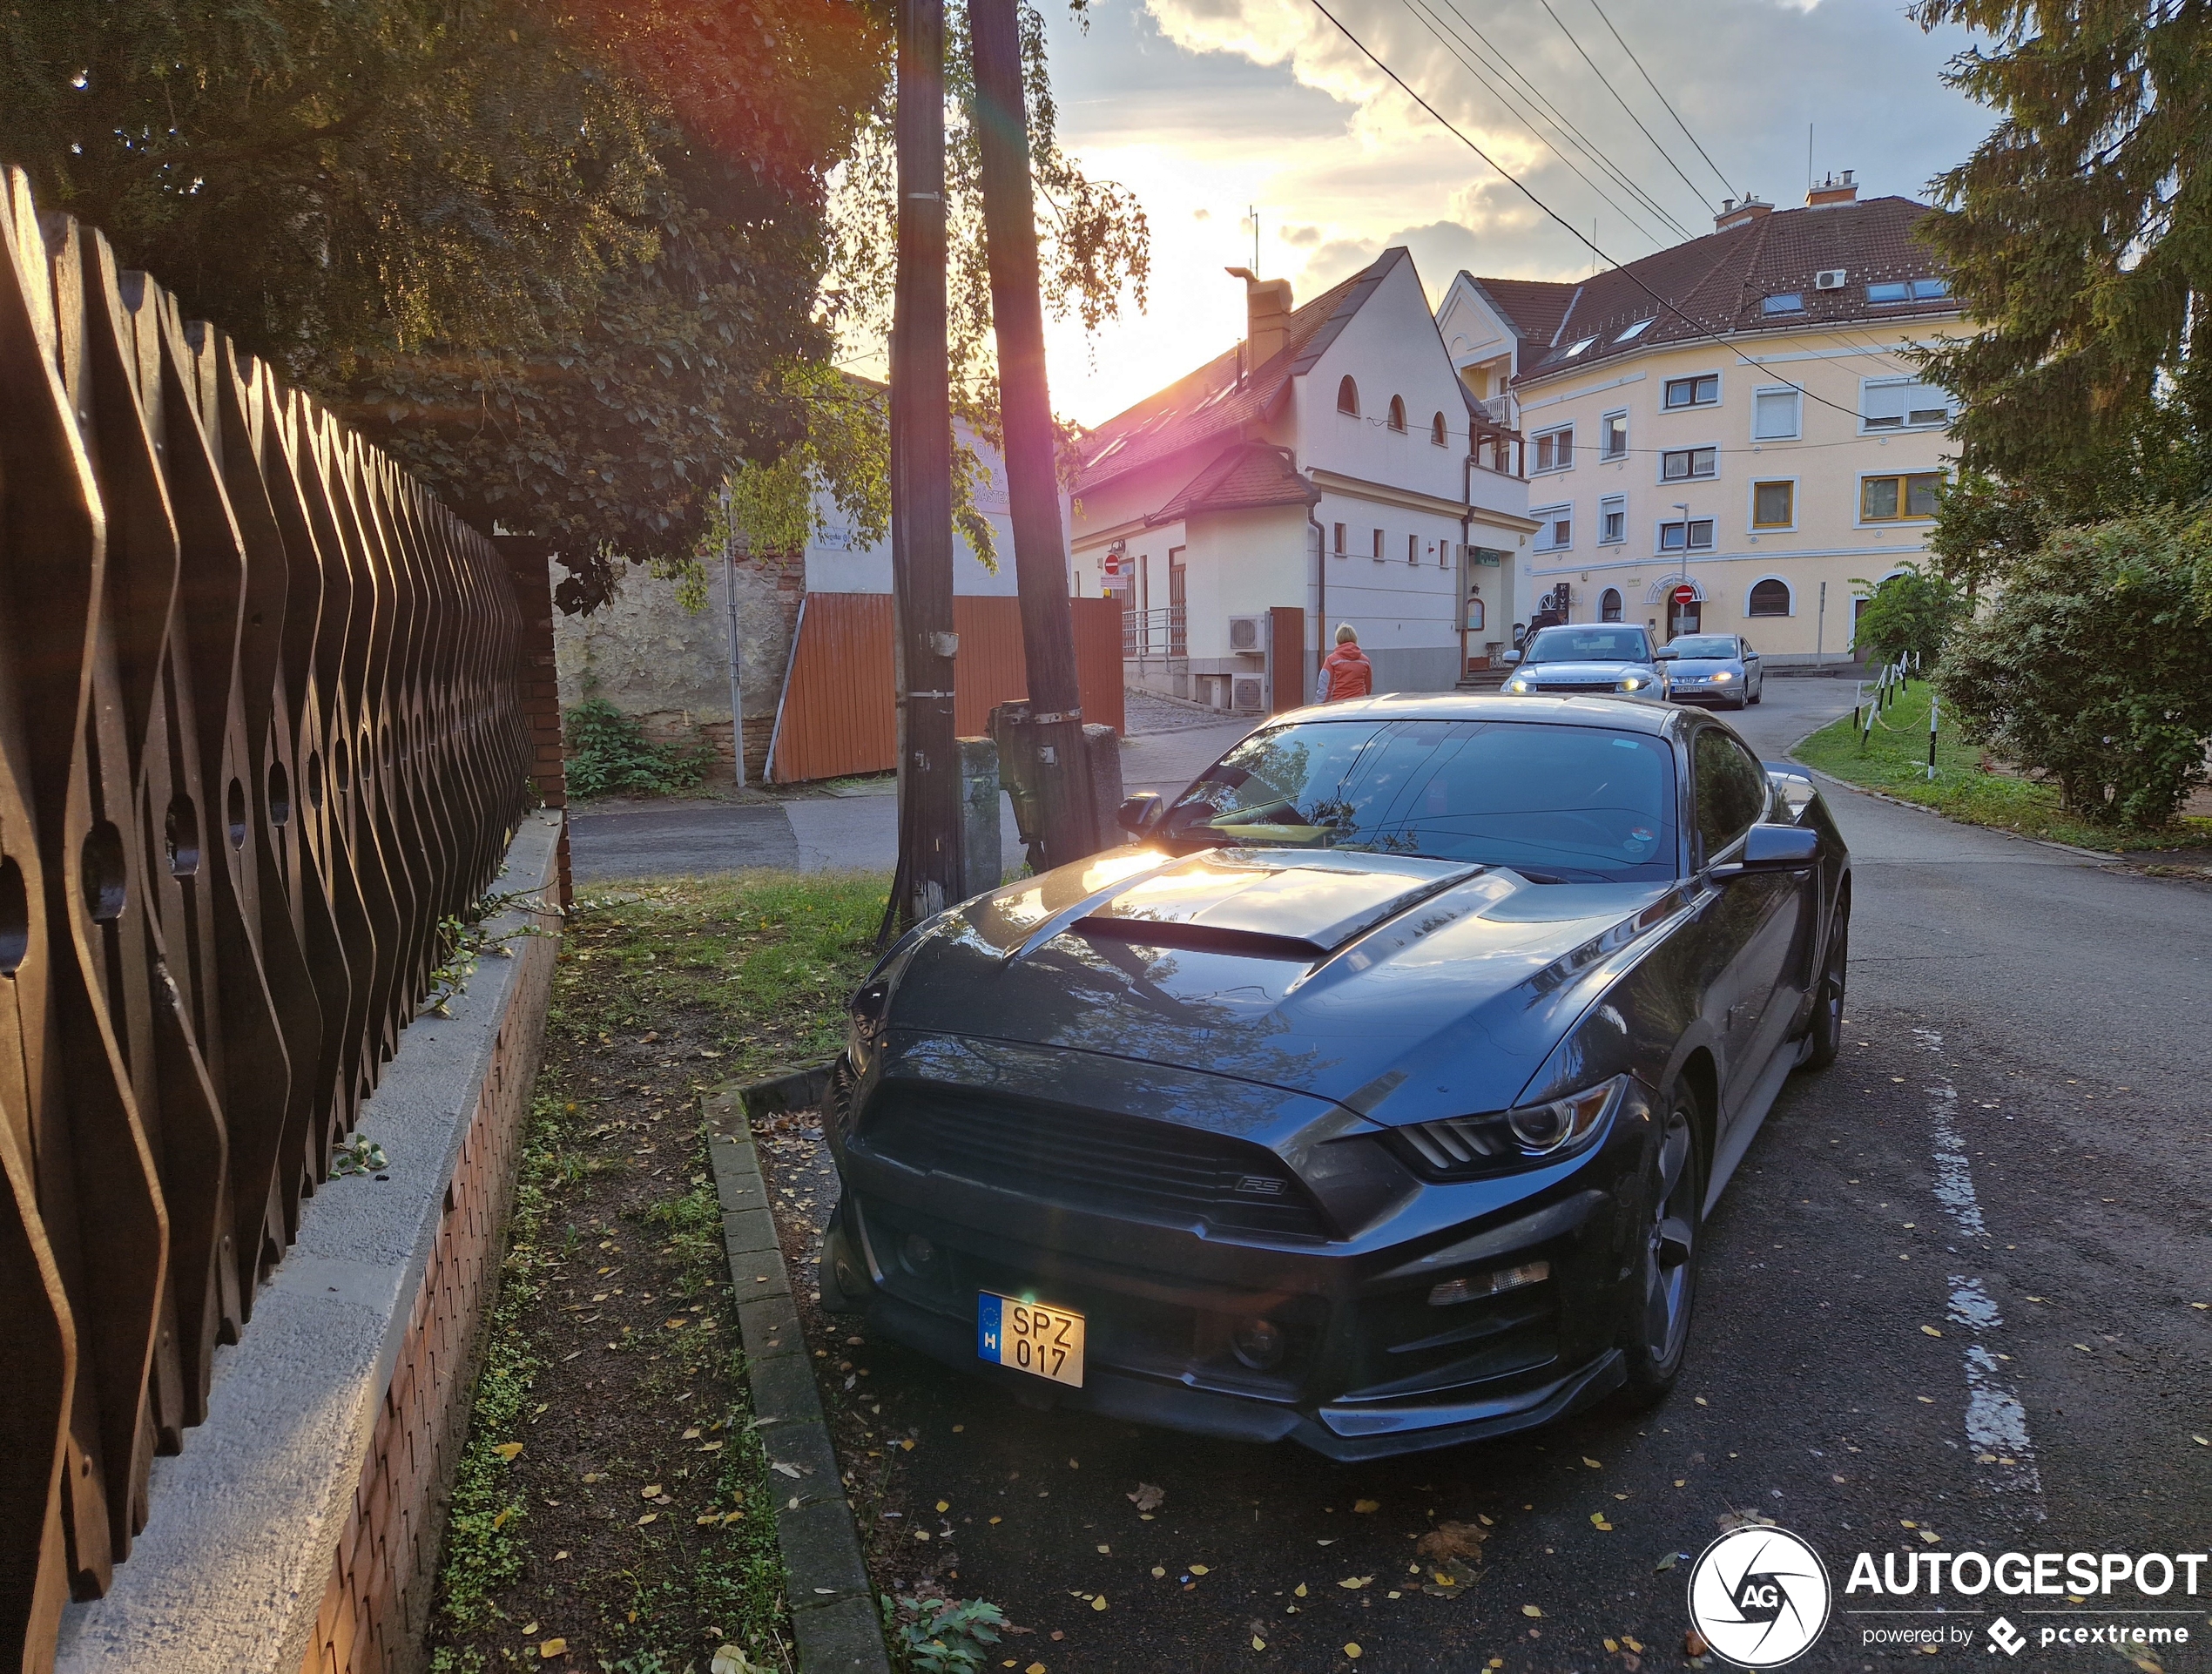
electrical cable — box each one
[1528,0,1716,215]
[1582,0,1740,202]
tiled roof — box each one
[1073,249,1409,497]
[1468,196,1954,385]
[1144,442,1318,526]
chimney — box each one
[1714,196,1774,233]
[1227,267,1295,368]
[1806,168,1858,208]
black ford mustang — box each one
[819,694,1850,1457]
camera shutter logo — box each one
[1686,1526,1832,1667]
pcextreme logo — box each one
[1686,1526,1833,1668]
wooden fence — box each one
[0,169,535,1666]
[767,592,1125,783]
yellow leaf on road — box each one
[637,1513,658,1526]
[538,1638,567,1658]
[1345,1645,1362,1659]
[1522,1604,1545,1617]
[1339,1576,1372,1590]
[1582,1457,1602,1469]
[1091,1596,1109,1612]
[1921,1326,1943,1337]
[1590,1514,1614,1531]
[642,1485,662,1498]
[1352,1499,1379,1514]
[1190,1564,1211,1576]
[1293,1583,1307,1597]
[492,1442,523,1461]
[1251,1637,1265,1651]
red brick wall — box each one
[296,901,558,1674]
[496,539,572,908]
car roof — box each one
[1266,692,1683,734]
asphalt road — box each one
[745,677,2212,1674]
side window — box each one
[1693,729,1770,862]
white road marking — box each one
[1913,1027,2044,1512]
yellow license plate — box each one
[977,1292,1084,1387]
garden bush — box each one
[563,697,718,799]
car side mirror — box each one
[1501,649,1522,665]
[1117,792,1163,834]
[1710,823,1819,880]
[1654,646,1678,660]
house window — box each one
[1388,395,1407,432]
[1338,375,1360,415]
[1533,507,1572,552]
[1332,522,1346,556]
[1761,293,1804,314]
[1862,471,1944,521]
[1533,425,1574,472]
[1661,446,1716,481]
[1861,378,1953,432]
[1748,577,1792,617]
[1601,410,1629,459]
[1752,388,1801,440]
[1407,532,1419,564]
[1431,411,1448,445]
[1659,517,1716,552]
[1662,374,1720,408]
[1372,527,1386,558]
[1600,587,1624,622]
[1751,480,1794,528]
[1598,494,1627,544]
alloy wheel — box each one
[1638,1104,1699,1368]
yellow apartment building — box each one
[1434,175,1960,665]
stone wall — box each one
[550,551,805,785]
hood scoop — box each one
[1065,849,1482,961]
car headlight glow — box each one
[845,977,891,1075]
[1620,676,1645,691]
[1710,669,1733,682]
[1393,1076,1625,1176]
[1507,678,1531,693]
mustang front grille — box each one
[858,1084,1328,1240]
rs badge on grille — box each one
[1234,1175,1286,1196]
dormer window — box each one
[1337,375,1360,415]
[1430,411,1448,446]
[1387,395,1407,432]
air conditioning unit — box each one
[1231,676,1265,712]
[1815,268,1848,291]
[1227,614,1266,654]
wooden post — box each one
[887,0,963,930]
[970,0,1096,868]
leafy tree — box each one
[1847,564,1968,672]
[1940,514,2212,828]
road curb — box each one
[738,1062,837,1119]
[705,1086,890,1674]
[1786,760,2121,861]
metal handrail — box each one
[1122,604,1188,660]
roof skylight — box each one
[1564,335,1597,357]
[1615,317,1656,342]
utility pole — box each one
[887,0,963,932]
[970,0,1097,867]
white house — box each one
[1069,247,1534,705]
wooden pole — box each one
[887,0,963,932]
[970,0,1098,867]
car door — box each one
[1740,638,1761,695]
[1689,725,1799,1117]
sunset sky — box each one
[1029,0,1997,427]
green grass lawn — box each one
[427,872,887,1674]
[1791,678,2212,854]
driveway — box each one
[738,675,2212,1673]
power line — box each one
[1529,0,1716,216]
[1393,0,1694,249]
[1581,0,1740,202]
[1310,0,1885,430]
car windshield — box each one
[1161,719,1678,881]
[1523,626,1649,664]
[1668,636,1738,658]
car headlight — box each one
[1620,675,1646,692]
[1507,678,1531,693]
[1392,1076,1625,1177]
[1710,670,1733,683]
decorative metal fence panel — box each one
[0,169,534,1665]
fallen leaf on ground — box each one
[1582,1456,1602,1469]
[1293,1583,1308,1597]
[937,1501,950,1512]
[637,1513,658,1526]
[1590,1513,1614,1531]
[1345,1644,1363,1659]
[1190,1564,1211,1576]
[711,1647,763,1674]
[1921,1326,1943,1337]
[1685,1629,1710,1657]
[491,1442,523,1461]
[1128,1483,1165,1512]
[1152,1567,1166,1578]
[1090,1596,1108,1612]
[1522,1603,1544,1617]
[1339,1576,1372,1590]
[538,1639,567,1659]
[1251,1637,1265,1652]
[1416,1522,1486,1563]
[641,1484,662,1498]
[1919,1529,1941,1544]
[1655,1552,1686,1573]
[1352,1498,1379,1514]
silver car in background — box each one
[1504,624,1669,699]
[1656,633,1764,709]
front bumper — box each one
[820,1053,1652,1460]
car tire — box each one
[1617,1085,1704,1407]
[1748,682,1763,705]
[1799,891,1849,1071]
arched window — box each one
[1387,395,1407,432]
[1431,411,1448,445]
[1337,375,1359,415]
[1748,577,1792,617]
[1600,587,1623,623]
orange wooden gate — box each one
[767,593,1126,783]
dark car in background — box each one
[1504,624,1669,700]
[819,695,1851,1457]
[1659,634,1764,709]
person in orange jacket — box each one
[1318,622,1372,702]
